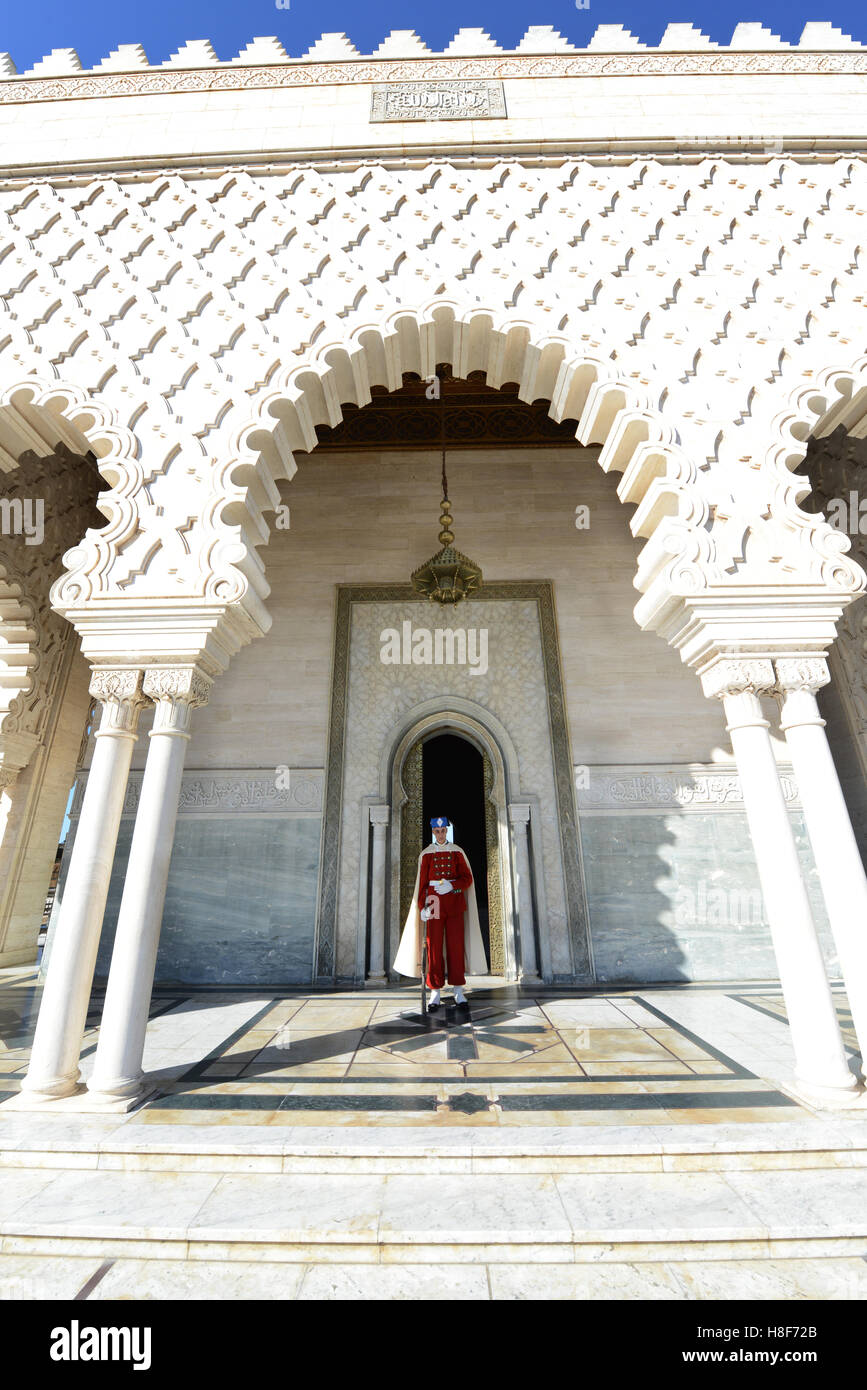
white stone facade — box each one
[1,24,867,1108]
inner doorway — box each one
[422,733,490,962]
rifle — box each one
[419,889,440,1016]
[398,897,436,1028]
[421,938,428,1017]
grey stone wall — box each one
[45,770,322,987]
[96,817,321,986]
[46,755,843,987]
[819,671,867,872]
[581,813,837,984]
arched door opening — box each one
[394,712,515,982]
[422,732,490,964]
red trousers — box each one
[425,900,466,987]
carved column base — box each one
[788,1076,865,1111]
[3,1084,156,1115]
[4,1078,86,1105]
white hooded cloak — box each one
[393,841,489,978]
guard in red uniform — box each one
[419,816,474,1008]
[393,816,488,1003]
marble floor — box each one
[2,973,866,1300]
[0,973,861,1128]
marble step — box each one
[2,1164,867,1265]
[4,1251,867,1300]
[4,1119,867,1175]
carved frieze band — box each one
[576,763,801,813]
[3,51,867,106]
[68,767,324,819]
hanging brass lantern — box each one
[410,496,483,605]
[410,383,483,605]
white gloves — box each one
[420,905,434,922]
[432,879,453,895]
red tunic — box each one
[418,847,473,913]
[418,848,474,988]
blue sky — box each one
[2,0,865,71]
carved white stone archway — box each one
[0,423,101,966]
[35,311,863,681]
[4,155,867,1108]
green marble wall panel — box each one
[47,804,837,986]
[47,816,320,985]
[581,810,838,983]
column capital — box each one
[508,802,532,825]
[776,659,830,732]
[88,668,146,739]
[774,657,831,695]
[700,659,776,701]
[143,665,213,707]
[369,804,390,828]
[89,667,145,706]
[144,666,212,738]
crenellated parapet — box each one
[1,23,865,84]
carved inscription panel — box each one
[370,80,507,121]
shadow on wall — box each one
[578,793,838,985]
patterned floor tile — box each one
[0,984,836,1129]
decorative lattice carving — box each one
[0,159,864,660]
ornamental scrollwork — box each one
[700,659,777,700]
[88,668,145,705]
[774,658,831,694]
[143,667,213,708]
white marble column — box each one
[776,657,867,1074]
[20,670,145,1100]
[703,660,857,1104]
[86,667,211,1104]
[509,802,540,983]
[366,804,390,985]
